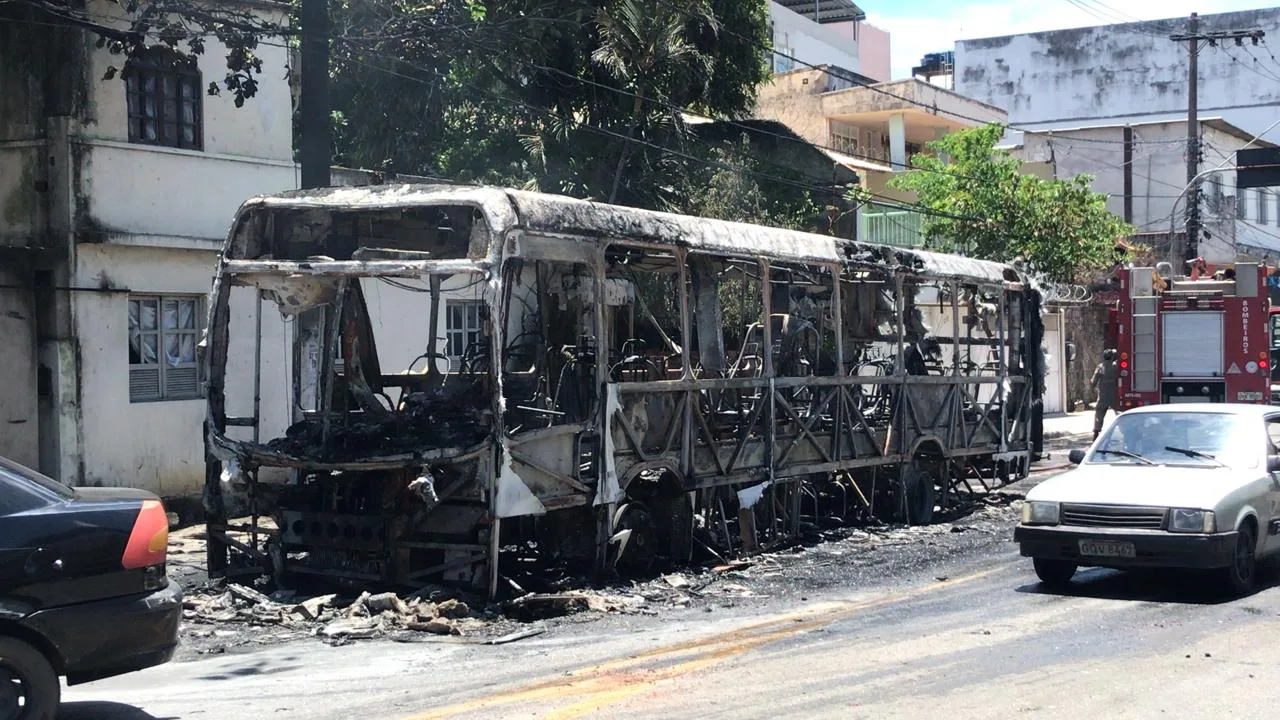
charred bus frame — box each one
[202,185,1045,595]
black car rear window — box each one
[0,457,74,516]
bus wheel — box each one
[902,462,936,526]
[610,502,656,574]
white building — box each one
[954,8,1280,144]
[769,0,889,79]
[0,0,301,508]
[1008,117,1280,263]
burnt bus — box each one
[202,185,1044,594]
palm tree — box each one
[591,0,716,204]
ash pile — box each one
[181,582,495,647]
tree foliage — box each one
[6,0,283,106]
[16,0,822,223]
[329,0,775,210]
[881,124,1134,283]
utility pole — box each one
[1172,13,1200,265]
[1170,14,1265,263]
[300,0,331,189]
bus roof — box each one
[237,183,1027,287]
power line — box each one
[340,47,1000,228]
[1215,42,1280,85]
[665,3,1170,146]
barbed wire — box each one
[1039,282,1093,304]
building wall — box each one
[81,1,293,161]
[755,69,832,146]
[854,22,892,82]
[0,0,302,495]
[769,2,860,73]
[1014,120,1276,263]
[1063,304,1109,412]
[955,9,1280,143]
[75,141,296,244]
[0,258,39,467]
[72,245,211,493]
[821,80,1006,126]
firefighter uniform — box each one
[1091,352,1120,439]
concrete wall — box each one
[0,0,301,494]
[769,1,860,74]
[821,80,1006,126]
[75,141,296,244]
[755,69,833,146]
[80,1,293,161]
[0,258,39,467]
[1014,120,1278,263]
[756,70,1006,151]
[71,245,214,493]
[1063,303,1109,412]
[855,22,892,82]
[955,9,1280,143]
[0,143,44,247]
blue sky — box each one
[865,0,1280,79]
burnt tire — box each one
[903,464,936,526]
[1220,522,1258,597]
[1033,558,1077,589]
[0,636,59,720]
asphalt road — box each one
[62,477,1280,720]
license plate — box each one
[1078,539,1135,558]
[1238,391,1264,402]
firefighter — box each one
[1091,348,1120,440]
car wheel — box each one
[1033,558,1077,589]
[0,636,59,720]
[1221,522,1258,596]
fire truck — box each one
[1109,262,1271,408]
[1271,305,1280,404]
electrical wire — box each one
[664,2,1183,145]
[1216,42,1280,85]
[13,0,1207,150]
[341,48,1001,227]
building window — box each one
[124,48,202,150]
[829,120,860,156]
[129,295,204,402]
[445,300,484,370]
[1261,190,1270,225]
[1209,176,1223,212]
[1238,188,1248,220]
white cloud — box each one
[866,0,1277,80]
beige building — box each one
[754,66,1007,247]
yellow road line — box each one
[407,562,1011,720]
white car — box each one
[1015,404,1280,595]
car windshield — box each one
[1089,411,1258,469]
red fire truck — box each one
[1109,262,1271,408]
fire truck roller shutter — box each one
[1162,312,1224,378]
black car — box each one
[0,455,181,719]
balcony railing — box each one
[859,206,925,247]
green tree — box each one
[5,0,284,106]
[881,123,1133,283]
[330,0,772,209]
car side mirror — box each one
[1268,455,1280,473]
[1069,449,1086,465]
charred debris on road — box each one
[172,489,1027,657]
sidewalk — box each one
[1042,411,1094,440]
